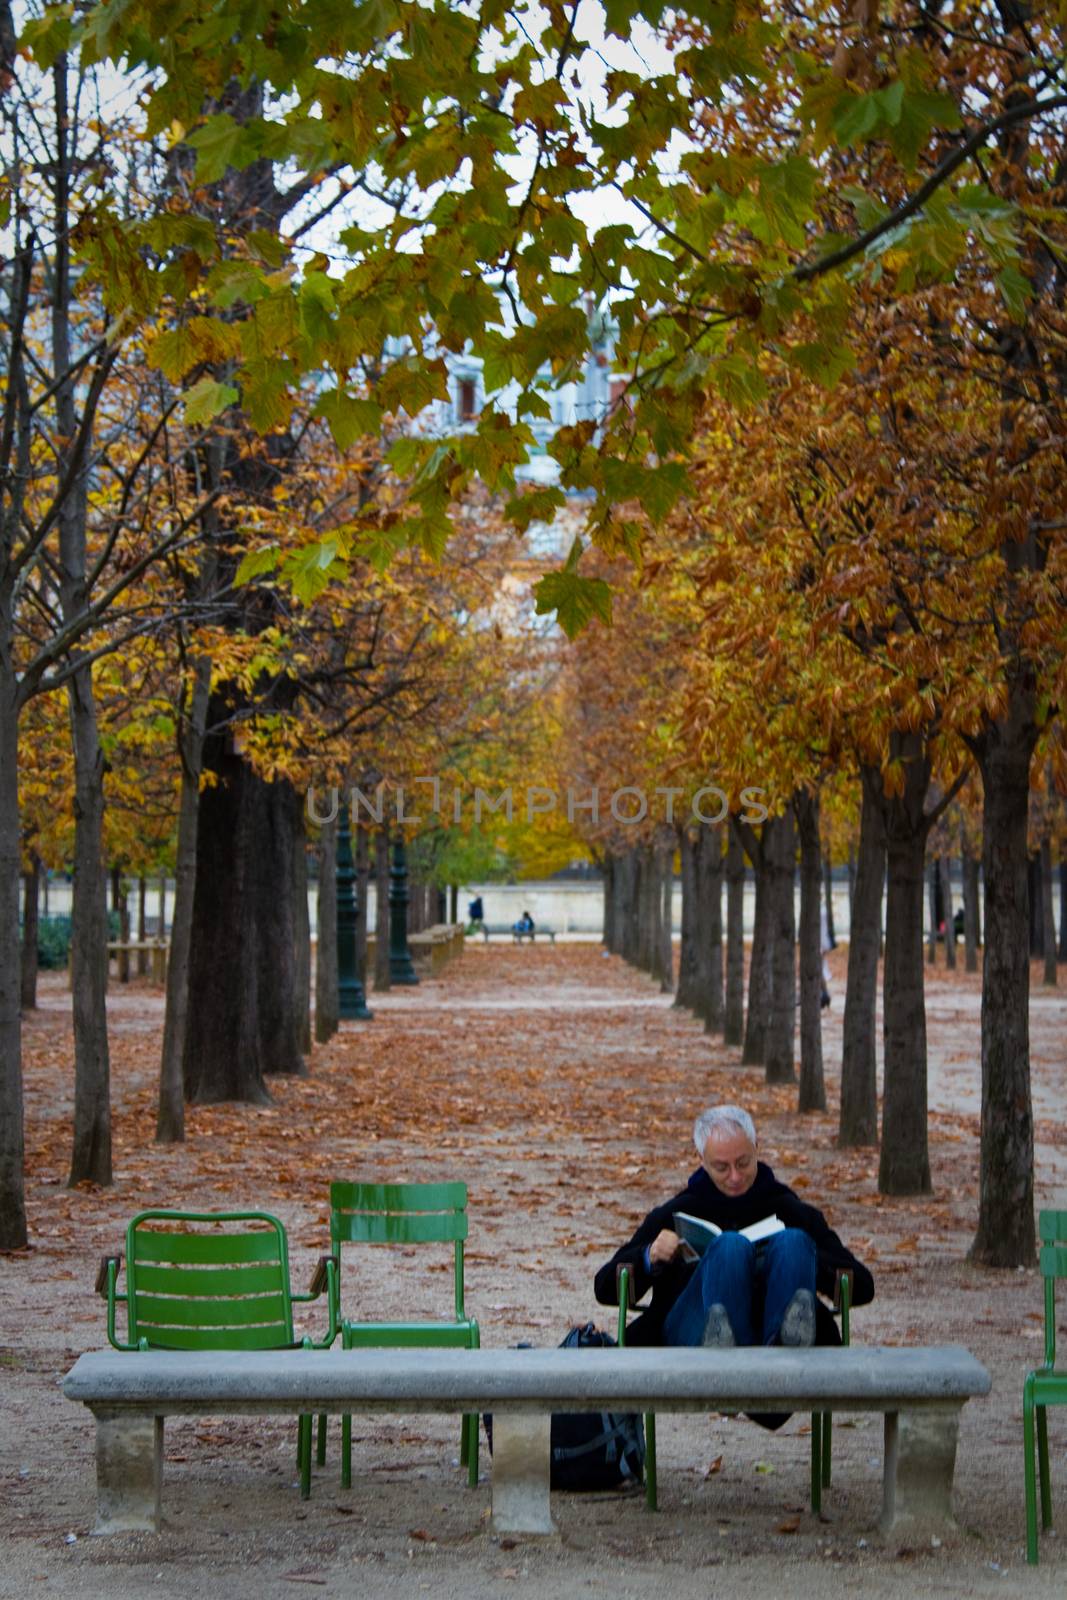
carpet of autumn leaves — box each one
[14,940,1065,1325]
[4,943,1067,1596]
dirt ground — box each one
[2,942,1066,1600]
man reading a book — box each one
[594,1104,873,1356]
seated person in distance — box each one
[594,1104,873,1402]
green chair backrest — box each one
[329,1182,469,1322]
[1039,1210,1067,1368]
[125,1210,297,1351]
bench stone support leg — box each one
[881,1407,959,1533]
[93,1411,163,1534]
[490,1414,556,1536]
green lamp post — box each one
[388,835,419,986]
[337,802,372,1019]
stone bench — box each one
[105,940,168,986]
[63,1344,988,1539]
[479,924,557,944]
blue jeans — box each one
[661,1229,817,1347]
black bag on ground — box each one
[482,1323,645,1491]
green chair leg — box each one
[822,1411,832,1488]
[810,1411,822,1514]
[341,1413,352,1490]
[459,1412,469,1466]
[466,1414,479,1487]
[316,1413,326,1467]
[1037,1404,1052,1529]
[1025,1378,1040,1565]
[644,1412,657,1510]
[298,1414,312,1500]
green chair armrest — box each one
[292,1255,340,1347]
[833,1270,853,1344]
[95,1253,121,1296]
[617,1265,632,1346]
[95,1254,131,1350]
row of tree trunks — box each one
[603,841,675,992]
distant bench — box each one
[479,924,556,944]
[63,1344,989,1538]
[104,941,169,986]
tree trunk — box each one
[54,58,111,1189]
[640,846,659,978]
[374,825,391,990]
[1041,837,1056,986]
[724,824,745,1047]
[65,664,112,1187]
[926,856,938,965]
[763,809,797,1086]
[137,877,148,976]
[674,831,699,1009]
[741,827,770,1066]
[293,820,312,1056]
[261,782,307,1076]
[969,705,1037,1267]
[355,823,370,989]
[156,657,210,1143]
[20,858,40,1012]
[695,822,724,1033]
[823,851,836,950]
[878,741,933,1197]
[183,698,304,1103]
[1060,860,1067,963]
[0,659,27,1246]
[847,842,856,920]
[111,867,129,983]
[940,855,956,970]
[795,790,825,1113]
[622,849,640,964]
[1028,854,1042,956]
[602,855,616,954]
[657,838,674,994]
[314,813,339,1042]
[839,771,884,1147]
[962,828,980,974]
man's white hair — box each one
[693,1104,757,1155]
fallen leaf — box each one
[778,1517,801,1534]
[704,1455,723,1477]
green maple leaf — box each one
[183,377,238,426]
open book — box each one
[673,1211,785,1262]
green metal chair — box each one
[96,1209,339,1498]
[321,1181,480,1491]
[616,1263,851,1512]
[1024,1209,1067,1564]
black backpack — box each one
[483,1323,646,1492]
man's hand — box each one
[648,1229,683,1267]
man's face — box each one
[701,1127,758,1197]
